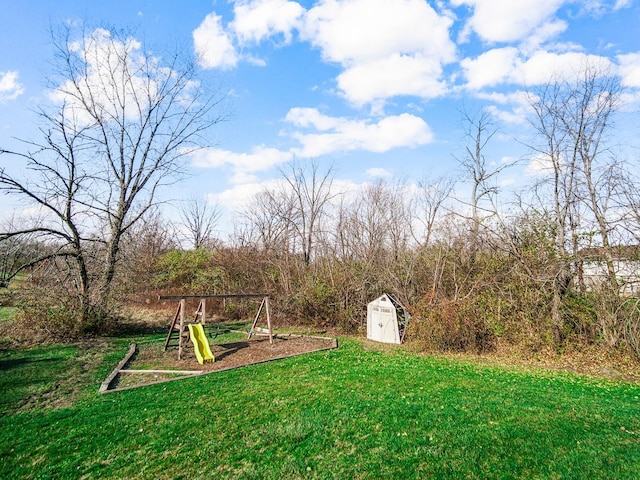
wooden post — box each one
[266,296,273,344]
[202,298,206,325]
[193,299,206,325]
[164,301,183,351]
[248,296,273,344]
[99,344,137,393]
[248,298,265,338]
[178,298,186,360]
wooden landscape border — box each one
[99,344,205,393]
[99,344,138,393]
[99,336,338,394]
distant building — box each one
[580,246,640,295]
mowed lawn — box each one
[1,335,639,479]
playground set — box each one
[161,293,273,364]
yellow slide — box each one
[187,323,215,365]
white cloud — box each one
[285,107,338,130]
[580,0,633,16]
[519,51,613,84]
[190,145,293,172]
[614,0,632,9]
[229,171,260,184]
[526,153,557,176]
[301,0,455,105]
[452,0,566,44]
[462,48,614,90]
[0,70,24,102]
[337,54,448,106]
[285,108,434,157]
[231,0,304,44]
[619,91,640,111]
[192,108,433,179]
[193,0,457,105]
[476,90,530,105]
[193,13,238,69]
[618,52,640,88]
[244,55,267,67]
[477,90,533,125]
[486,104,528,125]
[366,167,393,178]
[209,180,281,211]
[303,0,454,64]
[460,47,520,89]
[191,0,635,109]
[520,18,568,53]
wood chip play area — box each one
[100,294,338,393]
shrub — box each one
[12,286,118,341]
[152,249,222,292]
[411,295,496,353]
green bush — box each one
[152,249,223,292]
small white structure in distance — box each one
[366,293,410,344]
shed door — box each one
[370,306,397,343]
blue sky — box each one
[1,0,640,233]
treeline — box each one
[135,183,638,359]
[8,188,639,360]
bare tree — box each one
[621,170,640,243]
[528,64,622,291]
[567,67,621,291]
[527,78,582,325]
[180,197,222,250]
[457,109,512,248]
[0,25,224,322]
[349,181,393,260]
[414,175,455,246]
[528,80,578,260]
[241,188,296,254]
[337,180,412,262]
[278,160,336,266]
[0,216,49,288]
[118,207,178,292]
[239,189,298,295]
[524,63,626,348]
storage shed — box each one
[366,293,410,344]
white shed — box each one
[366,293,410,344]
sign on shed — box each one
[366,293,410,344]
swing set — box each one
[160,293,273,362]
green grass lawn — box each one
[1,336,639,479]
[0,306,17,322]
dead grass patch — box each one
[406,339,640,382]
